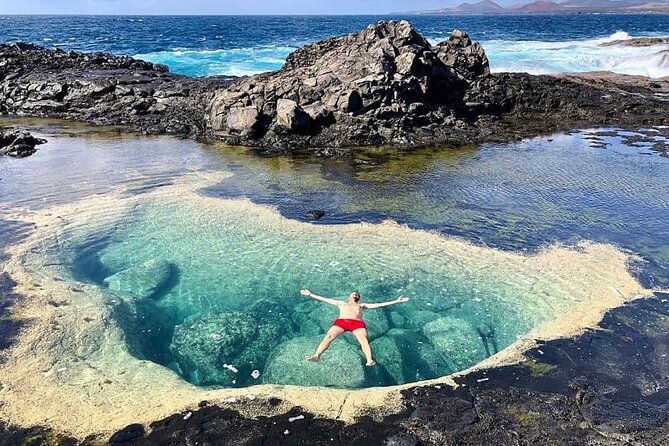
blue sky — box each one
[0,0,524,15]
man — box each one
[300,289,410,367]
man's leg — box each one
[352,328,376,366]
[306,326,345,362]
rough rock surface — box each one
[0,129,46,157]
[2,22,668,154]
[205,20,669,152]
[263,335,366,388]
[0,42,231,136]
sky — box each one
[0,0,524,15]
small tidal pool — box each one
[1,120,668,391]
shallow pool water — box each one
[1,120,668,389]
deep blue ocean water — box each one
[1,15,668,77]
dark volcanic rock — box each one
[1,21,668,153]
[0,42,231,136]
[0,129,46,157]
[599,37,669,47]
[206,20,487,150]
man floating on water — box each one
[300,289,410,367]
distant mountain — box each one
[454,0,507,13]
[560,0,649,7]
[513,0,567,12]
[405,0,669,14]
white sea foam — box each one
[479,31,669,78]
[134,46,296,77]
[134,31,669,79]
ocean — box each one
[1,14,668,78]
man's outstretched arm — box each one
[300,289,343,306]
[361,296,410,309]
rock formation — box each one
[0,130,46,157]
[1,21,668,153]
[206,21,491,149]
[0,42,230,135]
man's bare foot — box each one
[306,354,320,362]
[366,360,376,367]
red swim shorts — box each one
[332,318,366,332]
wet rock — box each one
[0,42,231,136]
[291,301,328,335]
[264,335,366,388]
[388,310,406,328]
[362,308,391,339]
[386,328,452,380]
[423,316,489,371]
[433,29,490,82]
[305,209,325,220]
[108,423,145,444]
[402,309,441,329]
[292,301,339,335]
[224,106,263,137]
[599,37,669,47]
[169,311,257,385]
[0,130,46,158]
[371,336,406,384]
[103,259,174,300]
[169,301,292,386]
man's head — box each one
[348,292,361,303]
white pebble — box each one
[284,430,290,435]
[183,411,192,420]
[223,364,238,373]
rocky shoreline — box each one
[1,21,668,154]
[1,292,666,445]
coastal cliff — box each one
[1,20,667,152]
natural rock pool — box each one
[0,120,667,433]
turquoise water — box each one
[1,15,669,77]
[1,121,668,388]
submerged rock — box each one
[361,309,391,340]
[103,259,174,300]
[264,335,366,388]
[386,328,452,380]
[423,316,489,371]
[169,300,293,386]
[169,311,257,386]
[305,209,325,220]
[371,336,406,384]
[0,130,46,158]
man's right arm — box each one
[300,289,342,306]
